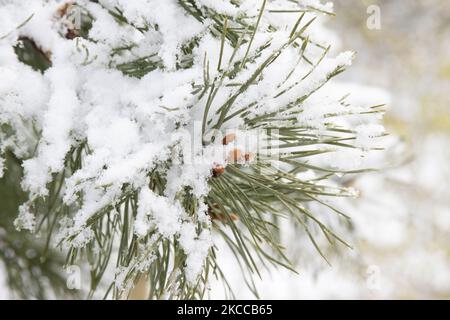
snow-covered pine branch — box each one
[0,0,386,299]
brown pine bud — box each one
[222,133,236,145]
[244,152,254,162]
[212,166,225,177]
[65,29,80,40]
[211,213,224,221]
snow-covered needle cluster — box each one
[0,0,385,299]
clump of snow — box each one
[14,204,36,232]
[135,188,183,238]
[179,224,212,283]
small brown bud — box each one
[212,166,225,177]
[65,28,80,40]
[222,133,236,145]
[244,152,254,162]
[211,213,224,221]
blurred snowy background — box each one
[210,0,450,299]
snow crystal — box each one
[14,204,36,232]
